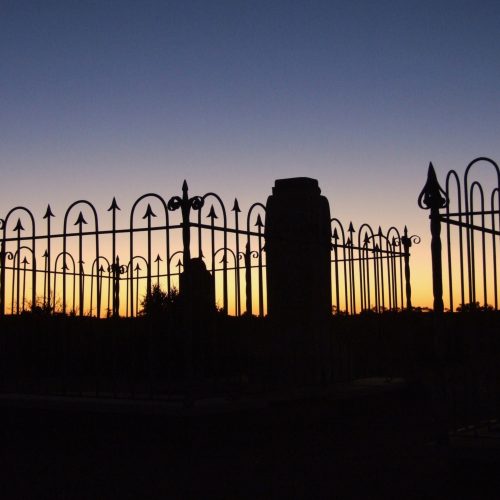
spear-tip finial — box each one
[13,218,25,232]
[142,204,157,219]
[418,162,448,210]
[43,205,55,219]
[232,198,241,213]
[207,205,218,219]
[74,212,87,226]
[108,197,121,212]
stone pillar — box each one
[265,177,332,384]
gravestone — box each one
[265,177,332,383]
[179,257,215,317]
[179,258,215,378]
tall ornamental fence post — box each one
[418,163,449,313]
[400,226,420,311]
[0,226,4,316]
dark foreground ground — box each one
[1,379,499,499]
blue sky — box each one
[2,0,500,304]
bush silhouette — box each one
[456,301,494,312]
[140,285,180,316]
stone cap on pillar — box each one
[272,177,321,197]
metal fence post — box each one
[418,163,448,313]
[400,226,421,311]
[0,231,4,316]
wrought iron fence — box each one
[330,220,417,314]
[419,156,500,312]
[0,181,415,318]
[0,179,420,399]
[0,181,267,318]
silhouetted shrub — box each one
[140,285,179,316]
[456,301,494,312]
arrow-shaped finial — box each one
[348,222,355,233]
[255,214,264,228]
[332,228,339,240]
[74,212,87,226]
[13,218,24,232]
[43,205,55,219]
[154,254,163,263]
[207,205,218,220]
[142,203,157,219]
[108,197,121,212]
[232,198,241,213]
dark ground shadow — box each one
[1,382,499,499]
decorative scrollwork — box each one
[108,263,127,275]
[190,196,204,211]
[167,196,182,212]
[394,228,421,249]
[0,250,14,270]
[238,250,259,261]
[167,194,204,213]
[167,181,204,214]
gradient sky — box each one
[2,0,500,307]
